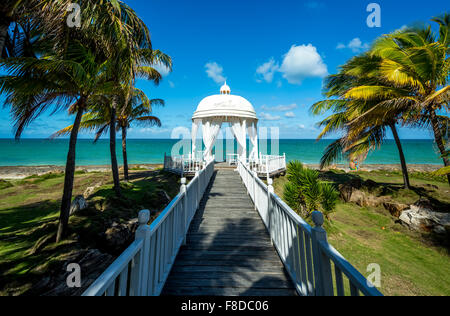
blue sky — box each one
[0,0,448,139]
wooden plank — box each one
[162,287,297,296]
[164,277,294,289]
[162,169,296,296]
[173,259,284,267]
[170,264,287,274]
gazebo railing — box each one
[237,160,383,296]
[164,153,205,175]
[83,160,215,296]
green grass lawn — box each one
[0,169,180,296]
[273,170,450,296]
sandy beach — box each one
[0,164,163,180]
[0,163,441,180]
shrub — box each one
[283,160,339,219]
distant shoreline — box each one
[0,163,442,180]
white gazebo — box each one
[191,82,258,162]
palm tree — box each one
[311,53,413,188]
[344,16,449,184]
[104,39,171,195]
[1,1,153,242]
[53,88,164,181]
[0,0,71,57]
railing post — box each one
[311,211,334,296]
[195,168,200,207]
[134,210,151,296]
[253,170,258,209]
[180,178,188,245]
[267,178,274,245]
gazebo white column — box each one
[248,121,258,161]
[191,119,201,159]
[191,82,258,164]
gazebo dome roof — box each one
[192,84,257,121]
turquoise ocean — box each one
[0,139,443,166]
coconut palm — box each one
[1,0,154,242]
[344,16,450,184]
[53,88,164,181]
[0,0,72,57]
[104,47,171,195]
[311,53,413,188]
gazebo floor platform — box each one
[164,163,286,179]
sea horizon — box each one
[0,138,443,166]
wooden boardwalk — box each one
[162,169,296,296]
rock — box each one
[414,197,434,210]
[83,182,103,198]
[350,189,385,207]
[383,202,409,218]
[99,222,134,255]
[338,183,353,202]
[399,204,450,235]
[70,195,88,216]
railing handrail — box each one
[237,159,383,297]
[83,160,215,296]
[318,241,382,296]
[82,239,144,296]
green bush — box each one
[283,160,339,219]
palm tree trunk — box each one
[0,20,10,58]
[429,109,450,185]
[389,123,411,189]
[110,100,121,196]
[122,126,129,181]
[56,106,84,243]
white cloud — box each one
[336,38,370,53]
[259,112,282,121]
[205,62,226,84]
[168,80,175,88]
[298,124,306,129]
[256,58,279,83]
[279,44,328,85]
[261,104,298,112]
[285,112,296,118]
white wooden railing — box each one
[237,160,383,296]
[164,153,206,175]
[253,154,287,176]
[83,161,215,296]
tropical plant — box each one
[320,183,339,220]
[52,88,164,181]
[104,46,171,194]
[311,53,413,189]
[0,0,154,242]
[0,0,72,58]
[344,15,450,184]
[283,161,339,219]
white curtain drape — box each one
[191,119,201,160]
[230,119,247,161]
[247,121,258,161]
[202,119,222,162]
